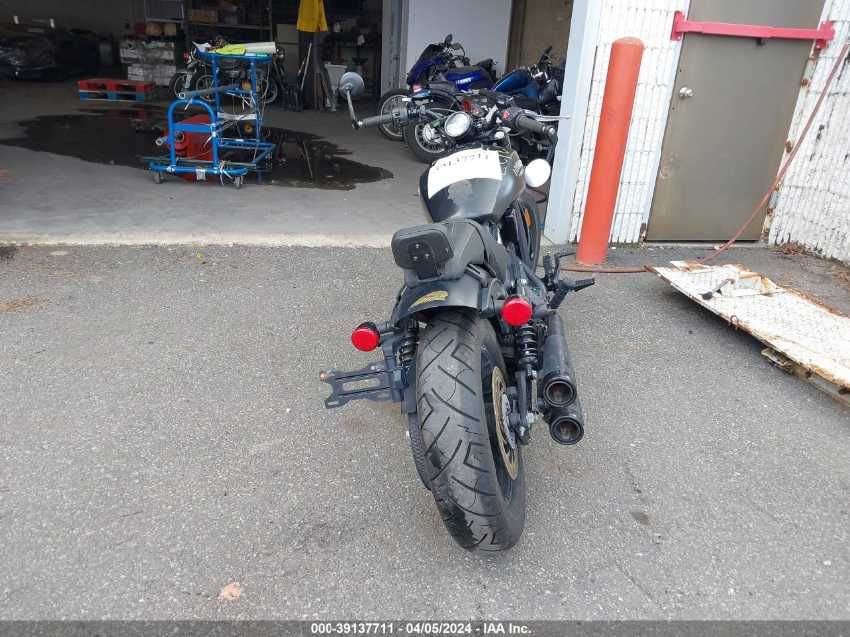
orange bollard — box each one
[576,37,644,265]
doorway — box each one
[647,0,826,241]
[507,0,573,68]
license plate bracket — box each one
[320,362,394,408]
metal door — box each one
[647,0,825,241]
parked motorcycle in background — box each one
[169,40,285,105]
[168,42,204,99]
[377,33,496,141]
[322,73,594,551]
[403,46,564,163]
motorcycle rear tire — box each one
[377,88,409,141]
[259,73,280,104]
[519,198,542,269]
[415,310,526,551]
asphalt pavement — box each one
[1,244,848,619]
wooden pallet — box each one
[77,77,156,93]
[78,90,156,102]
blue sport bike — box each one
[377,34,496,141]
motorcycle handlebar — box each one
[515,114,548,136]
[513,112,559,149]
[357,108,416,129]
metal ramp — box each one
[652,261,850,407]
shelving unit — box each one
[145,0,185,23]
[181,0,273,49]
[187,22,269,30]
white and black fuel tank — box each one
[419,148,526,224]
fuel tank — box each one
[493,68,538,99]
[419,148,525,224]
[443,66,492,90]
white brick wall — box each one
[568,0,689,243]
[769,0,850,264]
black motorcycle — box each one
[408,87,563,167]
[321,72,594,551]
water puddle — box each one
[0,107,391,190]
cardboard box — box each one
[127,63,177,86]
[190,9,218,23]
[120,39,179,64]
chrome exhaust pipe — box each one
[540,313,578,408]
[546,399,584,446]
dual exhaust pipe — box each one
[539,313,584,446]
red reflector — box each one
[351,323,380,351]
[501,296,533,326]
[462,99,473,112]
[183,52,190,61]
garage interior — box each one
[0,0,581,245]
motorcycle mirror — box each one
[444,33,453,46]
[338,72,365,128]
[338,71,364,97]
[524,159,552,188]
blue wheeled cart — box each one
[148,50,276,188]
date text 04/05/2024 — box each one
[309,623,532,635]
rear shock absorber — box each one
[398,321,418,365]
[515,324,538,369]
[511,323,540,444]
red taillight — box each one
[501,296,533,326]
[351,323,380,351]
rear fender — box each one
[391,271,505,324]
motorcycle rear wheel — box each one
[415,310,526,551]
[257,72,279,104]
[377,89,409,141]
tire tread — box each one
[415,310,525,551]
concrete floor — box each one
[0,80,428,246]
[1,77,850,621]
[0,244,848,619]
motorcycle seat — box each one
[475,58,494,71]
[393,219,506,284]
[427,80,456,93]
[445,65,487,76]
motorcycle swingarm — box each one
[320,361,402,409]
